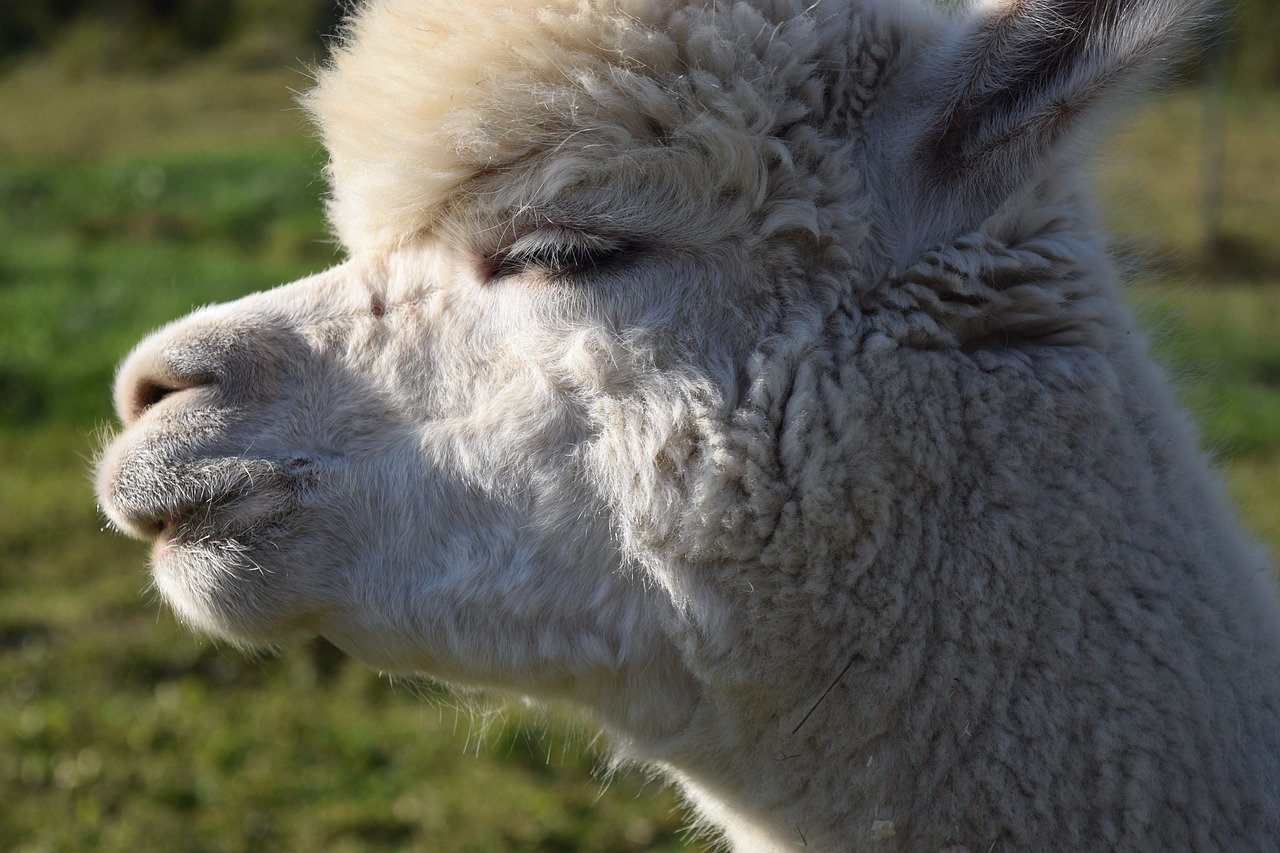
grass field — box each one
[1,57,1277,852]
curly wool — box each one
[306,0,1280,847]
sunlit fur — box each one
[96,0,1280,849]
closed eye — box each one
[488,232,624,282]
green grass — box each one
[0,59,1277,852]
[0,146,334,425]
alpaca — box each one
[95,0,1280,849]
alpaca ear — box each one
[873,0,1212,266]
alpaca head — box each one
[96,0,1228,842]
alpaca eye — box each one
[489,235,620,281]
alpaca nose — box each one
[116,363,214,427]
[114,344,215,428]
[112,324,226,427]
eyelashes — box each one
[487,231,626,282]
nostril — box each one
[133,378,175,416]
[120,371,216,426]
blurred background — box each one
[0,1,1277,850]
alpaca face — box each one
[95,239,711,689]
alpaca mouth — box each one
[152,515,178,539]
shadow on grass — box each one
[1198,231,1280,281]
